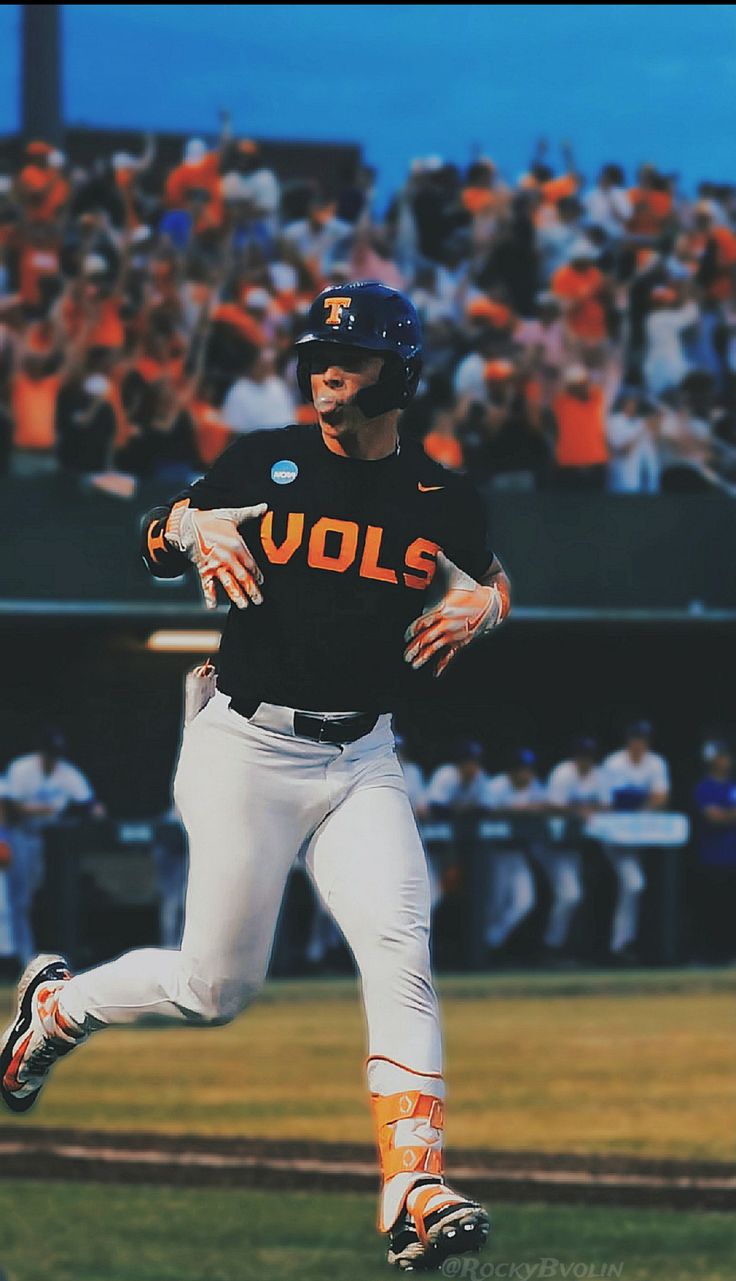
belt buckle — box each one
[317,718,330,744]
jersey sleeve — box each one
[426,765,457,808]
[140,435,263,579]
[64,766,95,805]
[4,760,25,802]
[443,480,495,581]
[483,775,507,809]
[651,755,671,794]
[546,763,570,807]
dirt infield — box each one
[1,1127,734,1210]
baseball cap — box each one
[626,720,653,740]
[572,735,598,757]
[453,740,484,762]
[39,727,66,755]
[702,739,732,762]
[510,747,537,769]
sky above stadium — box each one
[0,4,734,207]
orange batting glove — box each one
[164,499,268,611]
[404,551,508,678]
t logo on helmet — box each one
[323,296,352,326]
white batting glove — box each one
[164,500,268,611]
[404,551,506,678]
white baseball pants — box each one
[531,847,584,950]
[61,690,442,1083]
[604,844,646,953]
[484,849,536,949]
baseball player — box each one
[484,748,545,954]
[4,729,102,968]
[1,282,510,1272]
[425,741,490,915]
[542,736,607,955]
[601,721,670,959]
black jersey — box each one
[143,424,495,712]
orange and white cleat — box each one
[0,954,86,1113]
[387,1178,490,1271]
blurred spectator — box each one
[691,739,736,963]
[283,195,353,274]
[484,748,545,955]
[514,292,566,402]
[56,360,117,474]
[583,165,631,241]
[221,138,280,234]
[642,284,698,396]
[552,365,609,488]
[601,721,670,961]
[222,346,296,435]
[627,165,674,237]
[457,361,552,488]
[657,387,716,490]
[606,390,661,493]
[5,728,104,966]
[551,239,609,353]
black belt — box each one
[228,697,379,745]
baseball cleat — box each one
[0,954,86,1114]
[387,1179,490,1271]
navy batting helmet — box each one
[295,280,423,419]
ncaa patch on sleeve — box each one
[271,460,299,485]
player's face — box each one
[309,345,385,434]
[626,736,648,761]
[510,767,534,789]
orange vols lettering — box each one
[261,510,305,564]
[359,525,398,584]
[404,537,440,590]
[308,517,359,573]
[323,296,352,326]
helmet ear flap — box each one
[296,352,313,403]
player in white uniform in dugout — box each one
[600,721,670,960]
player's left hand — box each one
[403,551,505,678]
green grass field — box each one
[0,971,733,1280]
[0,1184,733,1281]
[1,969,734,1159]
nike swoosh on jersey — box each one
[417,483,444,492]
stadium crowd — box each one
[1,125,736,494]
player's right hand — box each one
[164,500,268,611]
